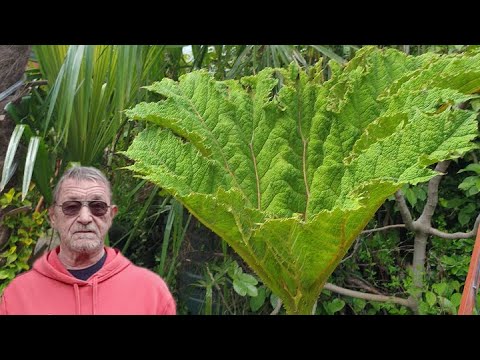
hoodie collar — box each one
[34,246,131,285]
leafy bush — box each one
[0,187,47,294]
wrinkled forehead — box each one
[57,179,111,201]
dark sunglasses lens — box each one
[89,201,108,216]
[61,201,108,216]
[62,201,82,215]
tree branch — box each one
[427,213,480,239]
[361,224,406,234]
[418,160,450,225]
[346,276,384,295]
[341,224,408,264]
[340,235,363,263]
[324,282,414,309]
[395,190,415,230]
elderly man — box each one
[0,166,176,315]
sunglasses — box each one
[55,200,110,216]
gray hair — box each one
[53,166,112,203]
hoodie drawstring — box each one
[74,279,98,315]
[73,283,81,315]
[92,276,98,315]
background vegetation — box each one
[0,45,479,314]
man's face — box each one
[49,179,118,255]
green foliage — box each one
[438,159,480,229]
[124,46,480,314]
[181,256,275,315]
[401,184,428,214]
[189,45,334,81]
[192,263,228,315]
[0,188,47,294]
[430,236,475,283]
[417,280,462,314]
[330,157,480,315]
[323,298,346,315]
[32,45,171,165]
[3,90,54,203]
[2,45,180,205]
[329,228,413,315]
[250,286,268,312]
[458,163,480,197]
[228,261,259,297]
[110,170,191,291]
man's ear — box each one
[48,206,56,227]
[110,205,118,219]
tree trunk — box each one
[411,232,428,297]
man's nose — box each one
[77,204,93,223]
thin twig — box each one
[324,282,414,309]
[342,224,408,263]
[34,196,44,213]
[2,205,31,217]
[340,224,405,264]
[341,236,363,263]
[346,276,384,295]
[361,224,406,234]
[27,80,48,87]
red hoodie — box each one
[0,247,176,315]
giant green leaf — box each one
[124,46,480,314]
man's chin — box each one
[70,239,102,253]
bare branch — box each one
[395,190,415,230]
[346,276,384,295]
[418,161,450,224]
[427,213,480,239]
[1,205,31,218]
[324,282,413,309]
[340,235,363,263]
[361,224,406,234]
[341,224,408,264]
[27,80,48,87]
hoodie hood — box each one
[32,246,131,314]
[33,246,130,284]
